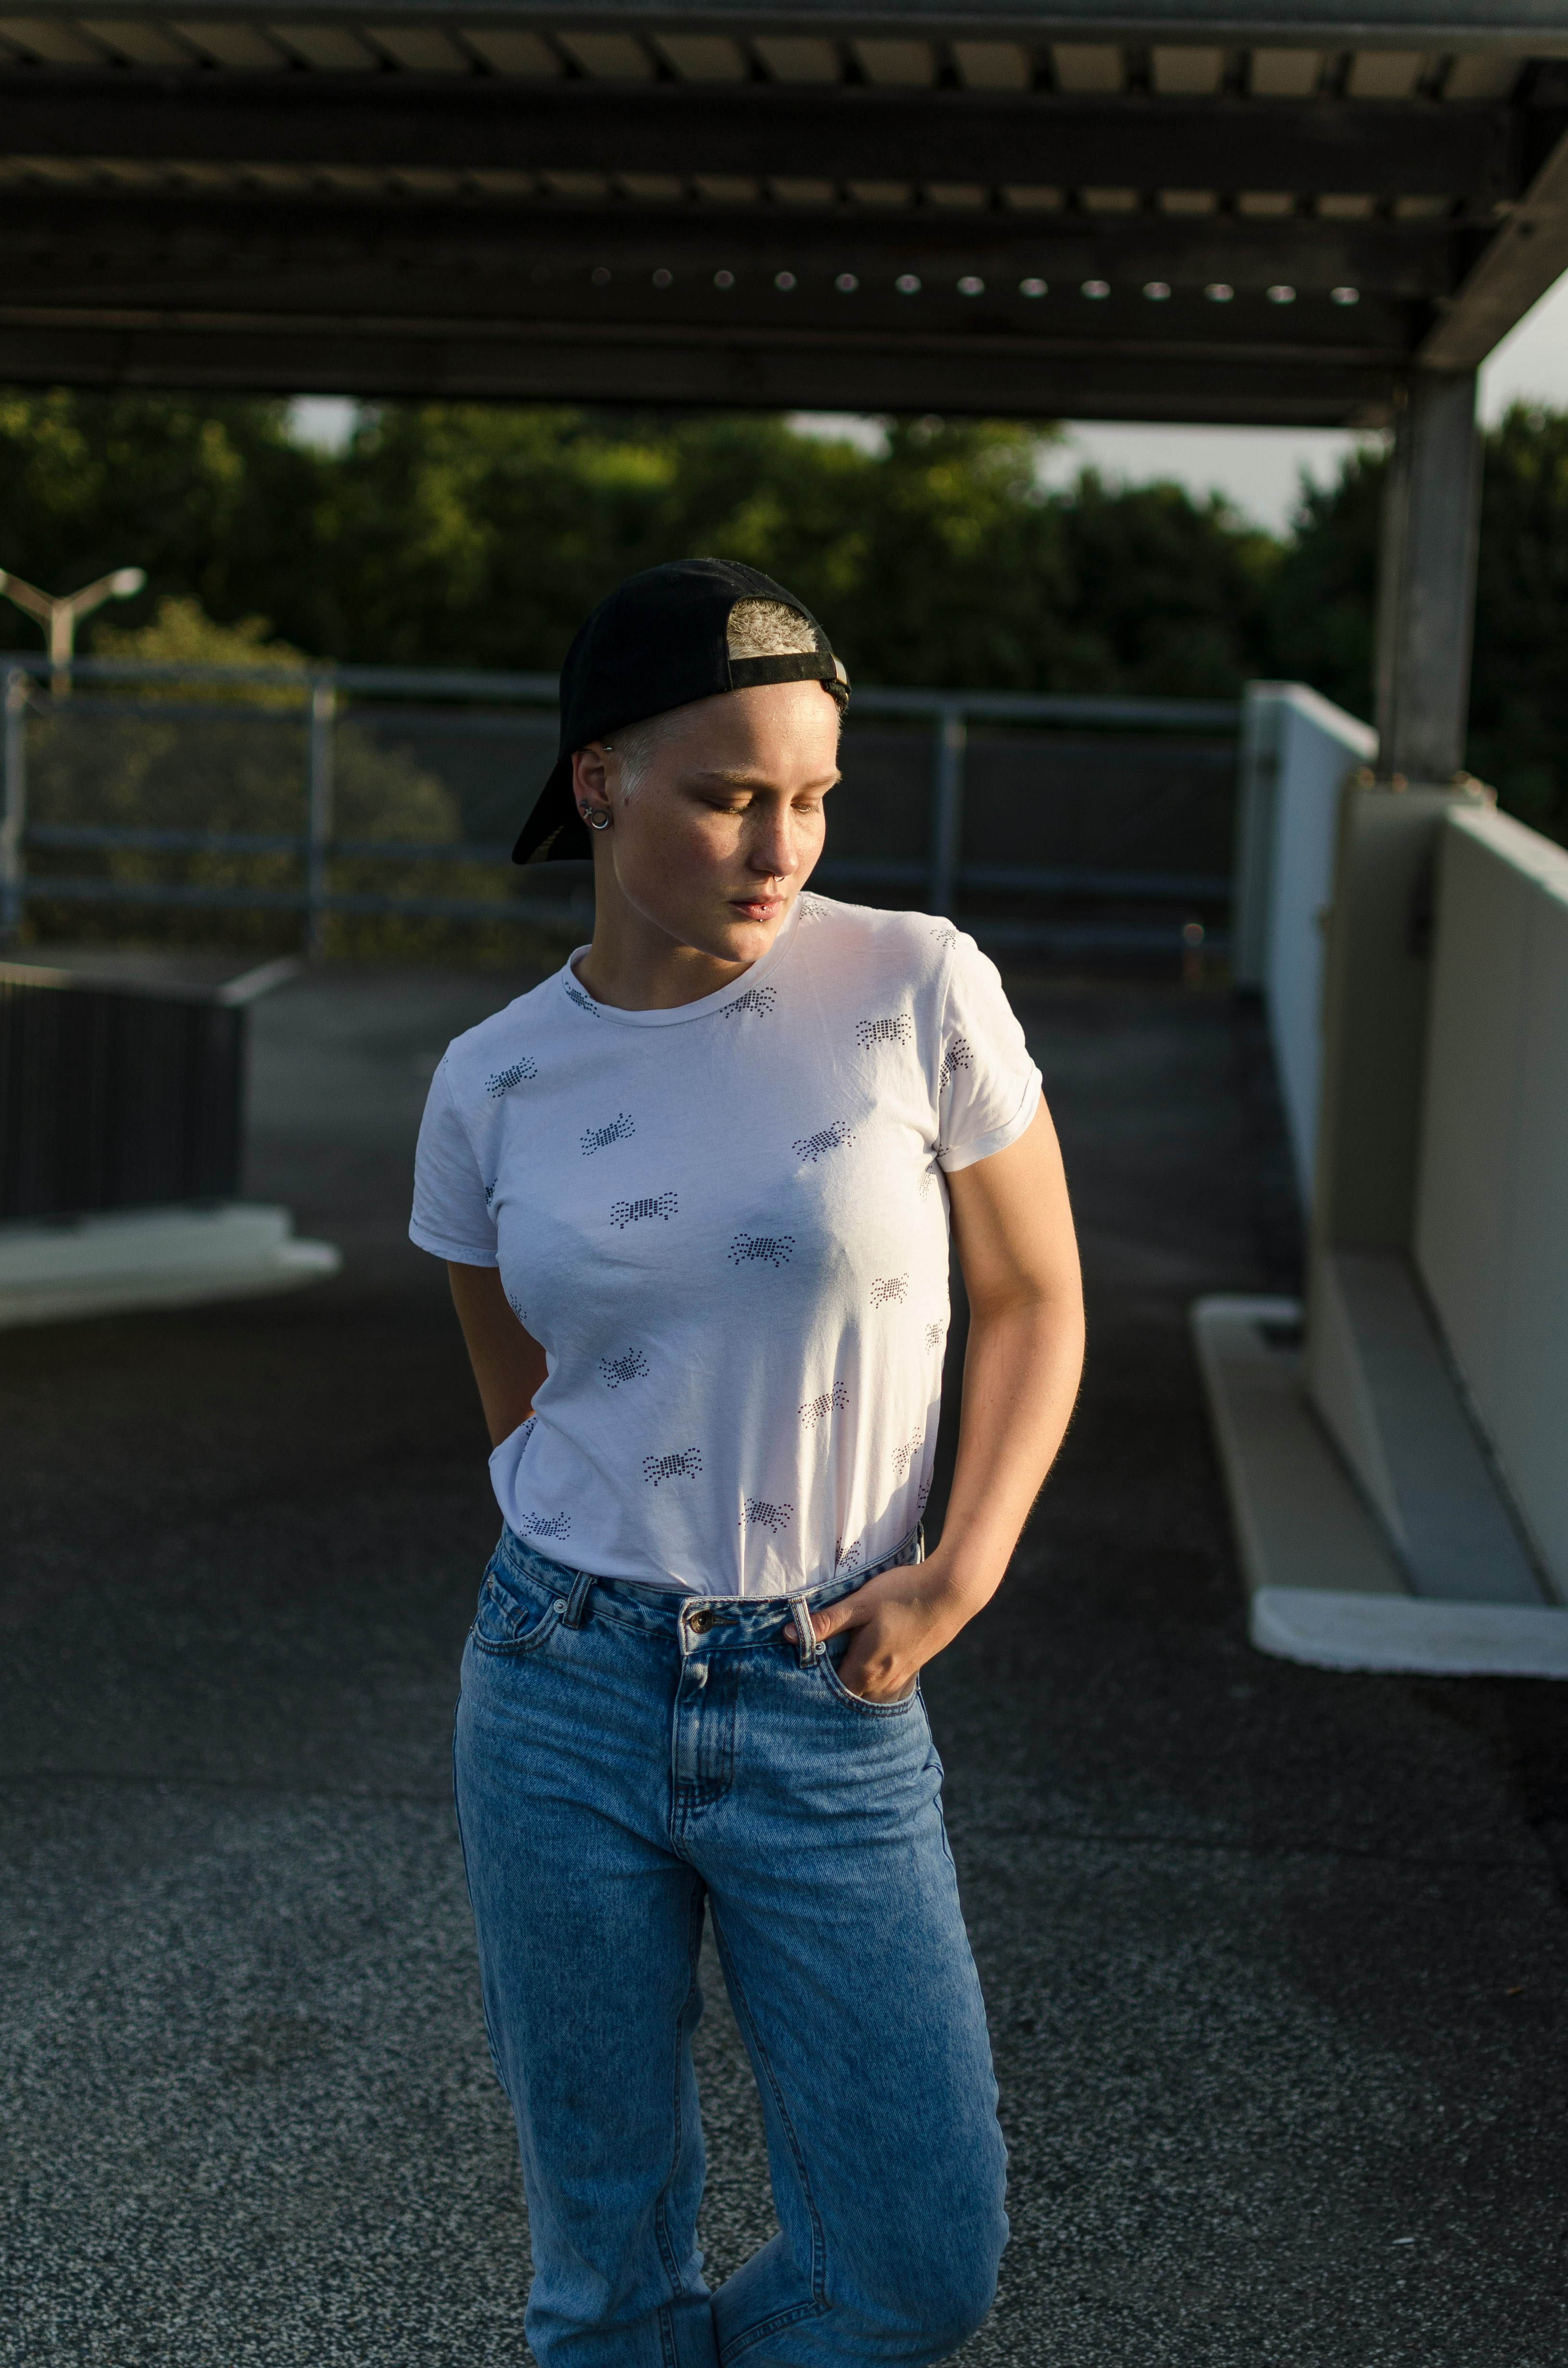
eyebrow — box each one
[687,767,840,789]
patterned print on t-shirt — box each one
[730,1232,795,1268]
[644,1447,703,1486]
[581,1112,635,1156]
[939,1036,974,1090]
[600,1347,650,1388]
[870,1273,909,1306]
[486,1057,538,1097]
[855,1015,913,1050]
[611,1193,678,1229]
[892,1422,925,1480]
[834,1536,863,1572]
[793,1119,855,1163]
[564,980,601,1017]
[800,1382,849,1426]
[521,1509,571,1541]
[722,986,778,1020]
[924,1322,945,1349]
[743,1499,794,1533]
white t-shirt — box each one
[409,892,1041,1598]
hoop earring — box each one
[579,802,612,831]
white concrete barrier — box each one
[1415,806,1568,1601]
[0,1203,340,1329]
[1233,684,1378,1214]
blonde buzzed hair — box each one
[726,598,820,661]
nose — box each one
[747,807,798,881]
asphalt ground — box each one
[2,960,1566,2368]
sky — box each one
[288,268,1568,538]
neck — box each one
[574,869,775,1011]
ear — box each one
[572,743,612,823]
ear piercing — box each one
[579,802,611,831]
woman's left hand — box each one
[784,1551,983,1702]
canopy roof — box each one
[2,4,1565,420]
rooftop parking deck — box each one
[2,959,1566,2366]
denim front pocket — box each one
[818,1640,920,1717]
[471,1565,567,1657]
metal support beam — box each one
[0,76,1518,198]
[0,311,1403,424]
[0,185,1462,307]
[1420,122,1568,372]
[1374,369,1483,783]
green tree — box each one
[1268,408,1568,841]
[1262,443,1385,723]
[0,391,327,648]
[1466,405,1568,841]
[28,595,516,960]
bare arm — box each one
[795,1098,1085,1698]
[447,1262,549,1447]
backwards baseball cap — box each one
[513,556,849,864]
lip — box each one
[729,894,785,921]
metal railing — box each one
[0,652,1242,955]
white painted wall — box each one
[1415,807,1568,1602]
[1233,683,1377,1213]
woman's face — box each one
[572,679,841,968]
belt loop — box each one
[562,1567,595,1629]
[787,1592,818,1668]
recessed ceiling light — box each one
[713,268,735,289]
[1081,279,1111,299]
[835,271,859,292]
[1143,280,1171,300]
[774,269,797,290]
[957,274,985,296]
[1266,284,1296,303]
[652,267,673,288]
[1330,284,1360,305]
[1204,282,1234,302]
[896,272,922,294]
[1019,276,1048,298]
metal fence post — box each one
[927,705,967,917]
[306,672,337,958]
[0,665,28,938]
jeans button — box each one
[552,1598,567,1615]
[687,1606,715,1634]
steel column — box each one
[0,666,27,938]
[1374,369,1483,784]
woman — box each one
[411,558,1084,2368]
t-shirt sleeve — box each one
[409,1061,499,1265]
[934,933,1043,1173]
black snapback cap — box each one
[513,557,849,864]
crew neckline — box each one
[557,894,805,1028]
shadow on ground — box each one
[1,962,1565,2367]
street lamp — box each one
[0,566,147,696]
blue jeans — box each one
[453,1524,1008,2368]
